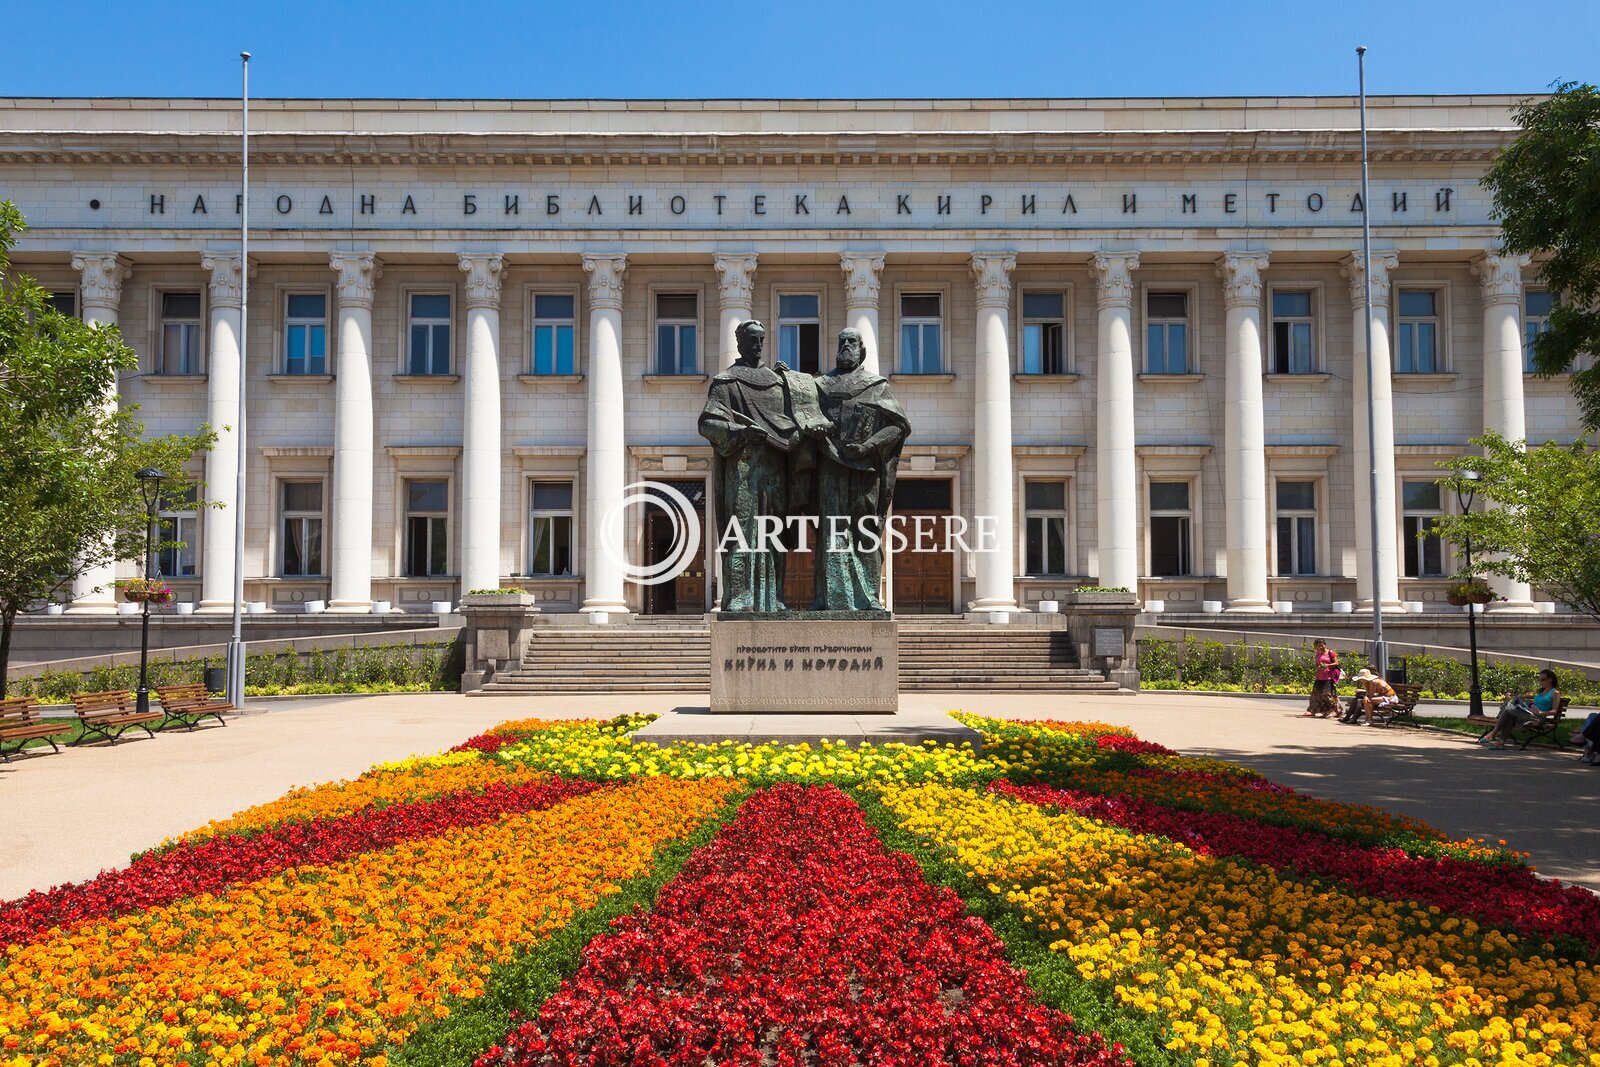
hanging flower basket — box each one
[118,578,175,605]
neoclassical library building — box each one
[2,95,1589,619]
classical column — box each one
[327,251,381,612]
[1342,251,1404,612]
[969,252,1019,613]
[198,251,246,612]
[840,252,885,375]
[67,252,131,613]
[1473,251,1536,612]
[713,252,757,368]
[580,253,630,615]
[1092,252,1141,595]
[459,253,505,597]
[1217,251,1272,611]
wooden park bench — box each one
[154,683,233,731]
[69,690,160,746]
[1509,696,1573,750]
[1372,683,1422,727]
[0,696,74,762]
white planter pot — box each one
[588,610,610,625]
[304,599,326,614]
[1037,599,1059,614]
[1201,600,1223,614]
[370,600,392,614]
[988,611,1010,625]
[1331,600,1354,613]
[1143,599,1164,613]
[1404,600,1424,614]
[1537,601,1557,614]
[44,603,65,616]
[246,602,267,615]
[175,602,195,615]
[116,602,138,616]
[1273,601,1293,614]
[431,600,453,614]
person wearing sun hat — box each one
[1340,666,1399,726]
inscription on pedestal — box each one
[710,618,898,713]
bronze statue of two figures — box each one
[698,322,910,614]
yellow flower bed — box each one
[876,781,1600,1067]
[0,776,740,1067]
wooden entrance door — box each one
[890,479,955,614]
[643,480,707,615]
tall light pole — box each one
[1454,469,1485,718]
[135,467,165,715]
[1357,45,1387,676]
[224,51,251,710]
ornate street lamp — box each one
[1453,469,1484,718]
[135,467,165,716]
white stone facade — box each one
[2,95,1590,616]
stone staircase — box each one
[475,618,1118,694]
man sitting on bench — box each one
[1341,667,1399,726]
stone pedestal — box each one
[1062,590,1141,690]
[458,593,541,691]
[710,616,898,713]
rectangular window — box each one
[1524,289,1553,372]
[1021,291,1067,374]
[407,293,452,375]
[1148,480,1192,577]
[1401,480,1446,578]
[1270,290,1315,374]
[1145,291,1190,374]
[530,293,576,375]
[654,292,699,375]
[157,486,199,578]
[1396,289,1440,373]
[528,481,574,576]
[898,293,944,373]
[1274,480,1318,576]
[283,293,327,375]
[280,481,324,577]
[1023,480,1069,575]
[777,293,822,375]
[47,291,78,317]
[159,292,203,375]
[404,480,450,577]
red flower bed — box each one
[995,780,1600,955]
[0,777,599,948]
[451,732,523,754]
[477,783,1126,1067]
[1093,734,1175,757]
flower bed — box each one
[2,712,1596,1066]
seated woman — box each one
[1342,667,1398,725]
[1482,669,1561,750]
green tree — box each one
[1481,82,1600,431]
[1431,431,1600,623]
[0,201,216,694]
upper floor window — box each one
[404,480,450,577]
[280,481,324,577]
[1271,290,1315,374]
[159,292,203,375]
[529,481,574,576]
[284,293,327,375]
[1023,480,1068,576]
[1401,480,1445,578]
[1396,289,1440,373]
[1524,289,1553,372]
[1148,480,1193,577]
[777,293,822,374]
[1274,480,1318,576]
[530,293,576,375]
[898,293,944,374]
[47,291,78,317]
[1145,291,1189,374]
[1021,291,1067,374]
[157,486,199,577]
[654,293,699,375]
[407,294,452,375]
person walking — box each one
[1302,640,1341,718]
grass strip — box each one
[847,786,1188,1067]
[385,785,751,1067]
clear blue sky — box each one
[3,0,1595,99]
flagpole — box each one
[225,52,251,709]
[1357,45,1386,676]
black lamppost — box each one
[1453,469,1484,718]
[135,467,165,715]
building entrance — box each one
[643,479,708,615]
[890,479,956,614]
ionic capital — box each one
[329,250,381,309]
[970,252,1017,310]
[713,252,758,308]
[1473,251,1532,307]
[582,252,628,311]
[1091,251,1141,310]
[839,251,885,308]
[200,250,248,309]
[457,252,505,310]
[1342,250,1399,309]
[1216,251,1270,309]
[70,252,131,313]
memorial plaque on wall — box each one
[1093,628,1126,659]
[710,618,898,713]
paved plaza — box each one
[2,691,1596,899]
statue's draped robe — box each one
[813,370,911,610]
[698,364,804,612]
